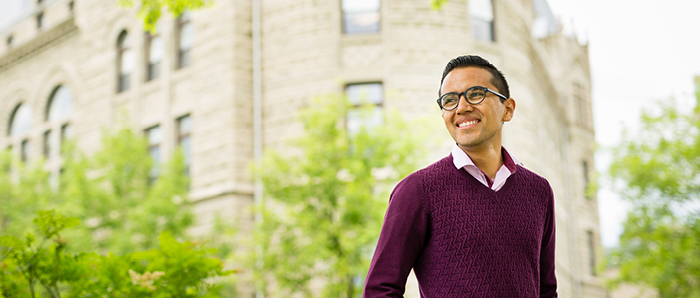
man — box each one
[363,55,557,297]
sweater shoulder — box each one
[415,154,455,177]
[514,165,553,193]
[394,155,454,194]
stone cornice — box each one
[0,17,79,72]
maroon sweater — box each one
[363,155,557,298]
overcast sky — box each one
[3,0,699,247]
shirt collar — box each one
[451,143,522,173]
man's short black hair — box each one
[439,55,510,100]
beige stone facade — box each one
[0,0,604,296]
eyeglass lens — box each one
[440,87,486,110]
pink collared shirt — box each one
[451,143,522,191]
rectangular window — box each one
[21,139,30,163]
[176,12,193,69]
[176,115,192,176]
[117,32,133,93]
[68,1,74,11]
[469,0,495,41]
[60,124,72,140]
[587,230,596,276]
[145,27,163,81]
[582,160,590,199]
[6,35,12,47]
[574,82,586,126]
[342,0,380,34]
[146,125,162,183]
[43,130,51,159]
[60,124,72,155]
[119,74,130,92]
[345,83,383,135]
[36,12,44,29]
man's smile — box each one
[457,119,480,129]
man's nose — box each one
[456,95,474,114]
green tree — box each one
[1,210,231,298]
[118,0,445,32]
[0,129,193,256]
[254,95,428,297]
[608,101,700,296]
[117,0,213,31]
[430,0,450,9]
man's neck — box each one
[459,144,503,180]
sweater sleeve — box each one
[363,173,429,298]
[540,184,558,298]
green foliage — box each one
[0,129,194,255]
[66,130,193,254]
[0,210,83,298]
[117,0,214,32]
[608,100,700,296]
[1,211,231,298]
[0,129,236,297]
[430,0,450,10]
[253,95,428,297]
[0,152,59,239]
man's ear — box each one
[502,98,516,122]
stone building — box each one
[0,0,603,296]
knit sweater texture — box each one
[363,154,557,298]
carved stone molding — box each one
[0,17,79,72]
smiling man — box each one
[363,55,558,298]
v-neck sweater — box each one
[363,154,557,298]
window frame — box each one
[60,123,72,144]
[587,230,596,276]
[582,160,590,199]
[176,114,192,176]
[117,31,131,93]
[176,12,193,69]
[36,12,44,30]
[469,0,496,42]
[344,82,384,135]
[145,29,162,81]
[45,85,74,159]
[341,0,381,34]
[8,103,33,137]
[145,125,162,183]
[20,139,30,163]
[43,130,51,159]
[574,82,587,126]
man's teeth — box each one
[458,120,478,127]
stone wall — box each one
[0,0,603,296]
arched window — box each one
[9,103,33,162]
[145,24,163,81]
[469,0,495,41]
[117,30,133,92]
[176,11,193,69]
[9,104,32,137]
[47,85,73,122]
[44,85,74,160]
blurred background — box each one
[1,0,698,297]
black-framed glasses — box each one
[436,86,507,111]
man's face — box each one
[440,67,515,151]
